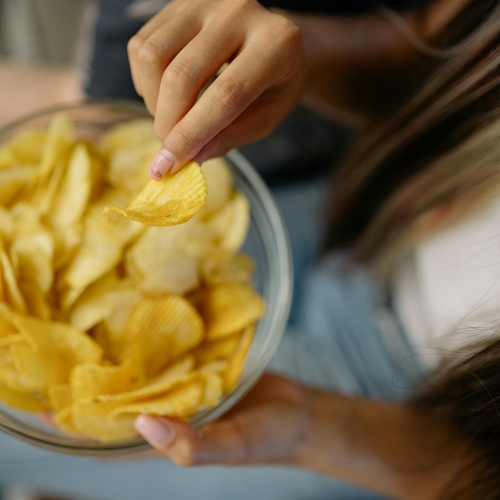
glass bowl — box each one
[0,100,292,456]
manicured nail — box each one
[148,149,175,180]
[135,415,173,446]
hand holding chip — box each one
[127,0,306,179]
[135,373,311,466]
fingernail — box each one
[135,415,173,446]
[148,149,175,180]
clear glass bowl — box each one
[0,101,292,456]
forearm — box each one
[298,388,473,500]
[0,62,84,127]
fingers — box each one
[135,415,246,466]
[128,17,202,107]
[194,83,302,163]
[152,25,244,140]
[151,32,298,176]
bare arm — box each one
[135,374,473,500]
[301,385,472,499]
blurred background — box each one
[0,0,85,65]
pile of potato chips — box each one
[0,114,264,442]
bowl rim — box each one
[0,100,293,456]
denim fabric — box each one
[281,253,425,400]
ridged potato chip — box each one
[0,385,47,412]
[70,360,143,402]
[126,295,204,376]
[197,157,232,218]
[94,356,194,404]
[0,115,265,443]
[103,162,207,226]
[69,270,120,331]
[201,283,265,340]
[206,190,250,251]
[0,246,27,314]
[201,251,255,286]
[47,384,72,412]
[0,167,36,207]
[224,325,254,392]
[0,129,47,169]
[193,333,242,365]
[72,399,137,442]
[109,377,204,420]
[46,143,93,229]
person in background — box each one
[123,1,500,499]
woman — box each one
[129,0,500,498]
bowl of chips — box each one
[0,101,292,456]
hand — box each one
[127,0,305,179]
[134,373,311,466]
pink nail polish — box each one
[135,415,173,445]
[148,149,175,180]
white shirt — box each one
[393,197,500,369]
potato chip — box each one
[47,384,72,412]
[10,229,54,294]
[0,207,14,242]
[11,342,66,387]
[53,406,78,434]
[126,220,214,295]
[63,192,143,291]
[0,385,46,412]
[70,360,143,402]
[102,161,207,227]
[193,333,242,364]
[201,251,255,286]
[69,270,120,331]
[46,143,93,229]
[109,377,204,420]
[126,295,204,376]
[37,113,75,186]
[99,286,143,363]
[199,360,228,375]
[202,283,264,340]
[94,355,194,404]
[18,283,52,320]
[199,372,223,409]
[11,315,102,387]
[99,119,157,156]
[197,157,232,218]
[0,246,27,314]
[0,302,17,338]
[224,325,254,392]
[0,116,265,442]
[0,167,36,207]
[0,334,24,348]
[107,141,159,194]
[0,362,39,392]
[0,129,47,169]
[206,190,250,251]
[72,399,138,442]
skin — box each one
[130,0,469,178]
[135,374,473,500]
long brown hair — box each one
[325,1,500,497]
[326,0,500,277]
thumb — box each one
[134,414,247,466]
